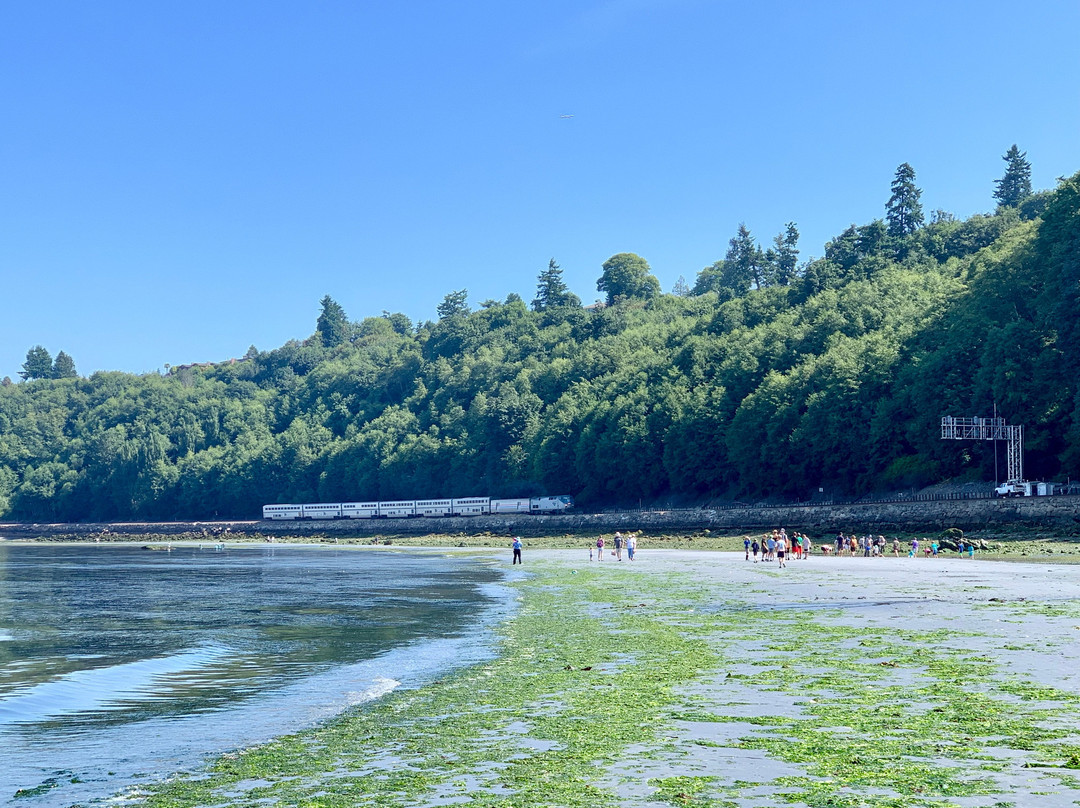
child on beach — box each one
[596,536,605,561]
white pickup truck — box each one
[994,481,1054,497]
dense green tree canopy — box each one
[596,253,660,305]
[1,169,1078,522]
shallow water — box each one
[0,543,508,806]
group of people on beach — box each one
[824,532,978,558]
[509,531,641,565]
[514,528,979,566]
[747,529,980,565]
[745,528,812,567]
[592,531,638,561]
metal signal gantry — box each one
[940,416,1023,484]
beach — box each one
[84,545,1076,808]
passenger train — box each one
[262,495,574,520]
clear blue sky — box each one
[2,1,1078,379]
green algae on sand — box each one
[135,555,1080,808]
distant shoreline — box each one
[5,495,1080,541]
[3,525,1078,562]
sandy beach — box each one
[93,548,1080,807]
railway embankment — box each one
[2,495,1079,540]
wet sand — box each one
[19,547,1080,807]
[531,549,1080,806]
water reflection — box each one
[0,543,506,805]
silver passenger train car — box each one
[262,495,574,520]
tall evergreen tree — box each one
[19,345,53,380]
[885,162,924,238]
[723,224,761,294]
[532,258,580,311]
[315,295,349,347]
[437,289,470,319]
[994,144,1033,208]
[772,222,800,285]
[52,351,77,379]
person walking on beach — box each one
[776,533,787,568]
[596,535,605,561]
[614,531,623,561]
[626,532,637,561]
[751,539,760,562]
[745,536,751,560]
[512,536,523,565]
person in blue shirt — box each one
[512,536,523,564]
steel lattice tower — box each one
[940,416,1023,484]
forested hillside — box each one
[2,163,1078,522]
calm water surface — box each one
[0,543,510,806]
